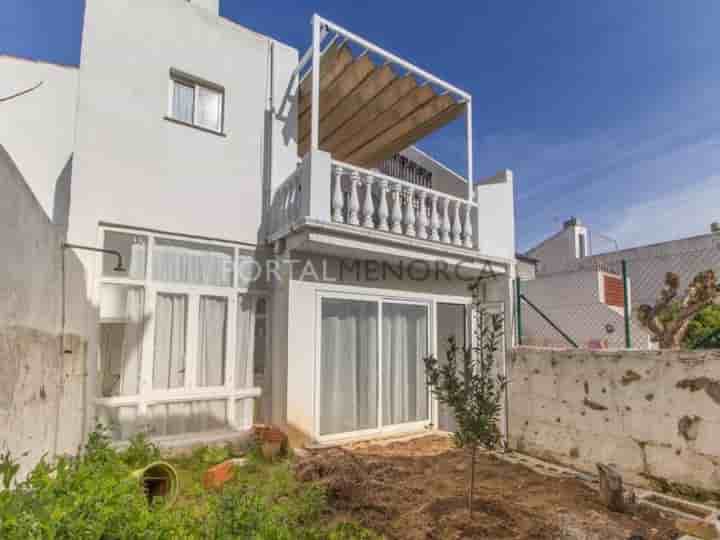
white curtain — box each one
[382,303,428,426]
[153,293,187,389]
[128,239,147,279]
[320,299,378,435]
[172,80,194,123]
[100,287,144,397]
[235,295,254,389]
[152,241,233,287]
[197,296,227,387]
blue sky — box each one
[3,1,720,252]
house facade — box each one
[522,218,720,349]
[1,0,516,449]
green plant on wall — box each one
[423,277,507,516]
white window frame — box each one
[314,290,435,443]
[167,69,225,134]
[95,226,265,441]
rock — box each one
[597,463,625,512]
[675,518,719,540]
[203,460,236,490]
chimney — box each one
[563,217,581,229]
[712,222,720,234]
[188,0,219,16]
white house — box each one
[0,0,516,449]
[522,218,720,349]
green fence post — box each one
[622,259,632,349]
[515,276,523,345]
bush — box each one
[0,428,377,539]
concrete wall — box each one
[509,347,720,491]
[0,145,88,480]
[0,56,78,222]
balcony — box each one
[267,15,515,269]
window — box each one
[577,233,587,258]
[169,71,224,133]
[97,227,267,440]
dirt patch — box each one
[295,436,680,539]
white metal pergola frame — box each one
[294,14,474,201]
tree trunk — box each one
[468,445,477,517]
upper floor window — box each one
[169,70,224,133]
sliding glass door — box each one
[319,297,429,438]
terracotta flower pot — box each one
[254,426,287,461]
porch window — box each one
[382,303,428,425]
[97,227,266,440]
[320,299,378,435]
[319,297,430,437]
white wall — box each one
[68,0,298,249]
[475,170,516,261]
[527,223,588,275]
[0,56,78,222]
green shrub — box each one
[0,429,378,539]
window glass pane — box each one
[235,295,253,388]
[320,299,378,435]
[197,296,227,387]
[103,231,147,279]
[196,85,222,131]
[382,303,429,426]
[153,293,187,389]
[147,400,227,436]
[99,285,145,396]
[153,238,234,287]
[237,256,259,288]
[172,80,194,123]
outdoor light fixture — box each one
[62,242,125,272]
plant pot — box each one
[254,425,287,461]
[261,440,283,461]
[131,461,179,507]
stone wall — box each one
[509,346,720,491]
[0,145,88,480]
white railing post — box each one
[417,193,428,240]
[391,184,403,234]
[362,174,375,228]
[430,193,440,241]
[452,200,462,246]
[404,187,416,237]
[464,202,473,248]
[332,165,345,223]
[377,179,390,231]
[348,170,361,226]
[441,197,451,243]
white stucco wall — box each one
[0,56,78,222]
[527,223,588,276]
[68,0,298,249]
[475,170,516,262]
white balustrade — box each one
[271,160,479,249]
[390,185,403,234]
[452,200,462,246]
[404,186,416,237]
[417,194,428,240]
[348,171,361,226]
[362,175,375,228]
[377,179,390,231]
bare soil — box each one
[294,435,681,540]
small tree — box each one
[424,278,507,516]
[684,304,720,349]
[638,270,720,349]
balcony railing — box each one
[268,154,479,251]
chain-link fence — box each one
[516,242,720,350]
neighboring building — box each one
[522,218,720,348]
[1,0,516,451]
